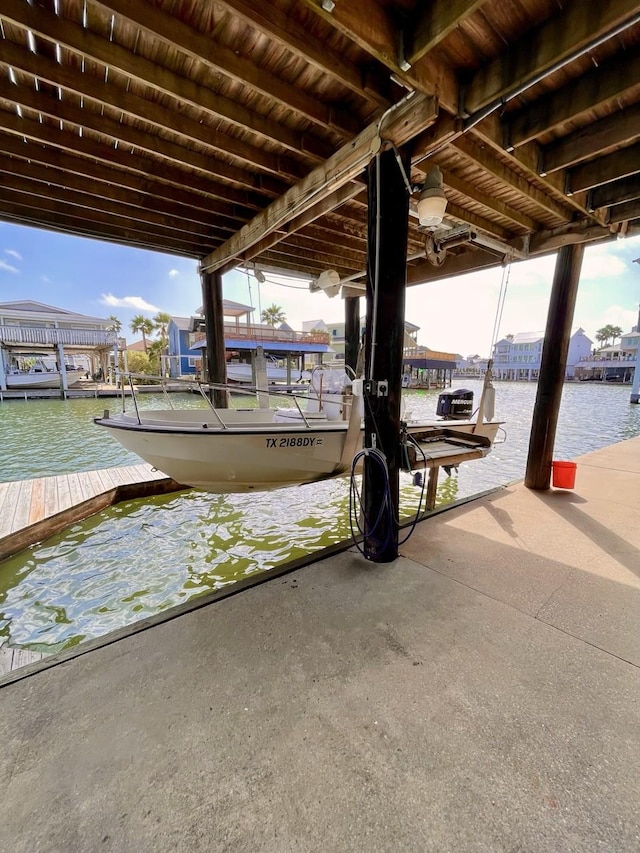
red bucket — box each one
[552,460,577,489]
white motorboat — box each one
[6,364,84,389]
[94,367,502,493]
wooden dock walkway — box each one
[0,647,46,675]
[0,464,186,562]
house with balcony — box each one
[574,317,639,382]
[0,300,119,392]
[167,301,334,379]
[491,328,592,381]
[303,317,421,362]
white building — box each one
[492,328,592,381]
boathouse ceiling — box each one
[1,0,639,290]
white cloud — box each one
[0,259,19,274]
[5,249,22,260]
[41,275,50,283]
[168,269,180,278]
[100,293,160,312]
[579,248,627,279]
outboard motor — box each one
[436,388,474,420]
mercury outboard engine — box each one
[436,388,474,420]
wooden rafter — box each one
[463,0,640,116]
[90,0,361,138]
[506,50,640,149]
[200,94,438,274]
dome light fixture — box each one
[416,166,448,228]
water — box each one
[1,381,639,652]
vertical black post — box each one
[200,268,228,408]
[525,244,584,489]
[344,295,360,374]
[362,146,410,562]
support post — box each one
[525,244,584,489]
[57,343,68,393]
[362,147,410,562]
[200,268,228,408]
[0,346,6,391]
[344,295,360,375]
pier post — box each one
[362,147,410,562]
[200,268,228,408]
[525,244,584,490]
[345,296,360,375]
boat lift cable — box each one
[489,262,511,355]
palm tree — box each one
[261,303,286,327]
[106,315,122,334]
[595,327,611,347]
[153,311,171,343]
[130,315,154,352]
[610,325,623,346]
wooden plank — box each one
[66,471,87,505]
[463,0,640,114]
[0,480,27,536]
[43,475,60,518]
[27,477,47,526]
[10,649,45,670]
[11,478,35,532]
[56,473,73,513]
[0,648,14,677]
[200,94,438,273]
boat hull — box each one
[6,371,83,389]
[95,408,501,493]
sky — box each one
[1,220,639,358]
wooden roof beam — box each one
[1,40,312,183]
[406,248,502,286]
[436,170,537,232]
[453,135,571,222]
[299,0,459,113]
[0,163,242,234]
[607,199,640,225]
[0,135,256,222]
[567,142,640,194]
[463,0,640,116]
[0,111,261,208]
[506,50,640,149]
[216,0,391,108]
[0,180,227,244]
[90,0,360,139]
[590,175,640,210]
[1,0,332,160]
[402,0,488,68]
[0,79,286,196]
[200,93,438,274]
[541,102,640,175]
[0,198,210,256]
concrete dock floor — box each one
[1,438,639,851]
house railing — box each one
[193,326,330,345]
[403,346,457,362]
[0,325,118,347]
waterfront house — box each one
[0,300,119,392]
[574,314,639,382]
[167,302,334,379]
[492,328,592,381]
